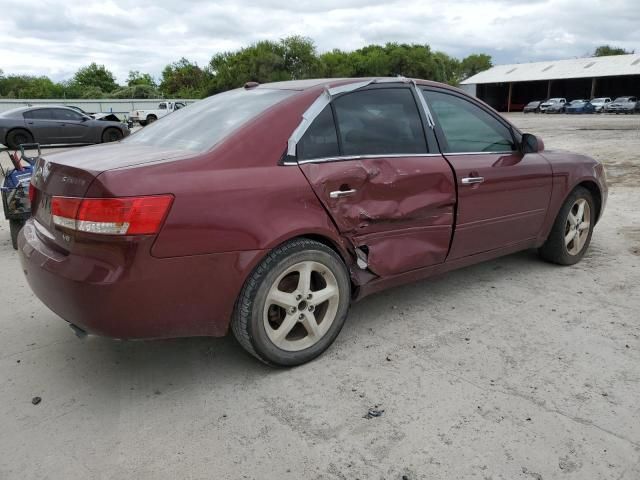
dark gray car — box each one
[0,106,130,149]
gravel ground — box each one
[1,115,639,479]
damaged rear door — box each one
[295,85,456,277]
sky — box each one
[0,0,638,83]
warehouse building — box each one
[460,54,640,111]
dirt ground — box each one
[0,114,639,480]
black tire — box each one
[6,129,33,150]
[9,219,23,250]
[539,186,595,265]
[231,238,351,367]
[101,128,123,143]
[146,115,157,124]
[139,120,147,127]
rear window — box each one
[124,88,295,152]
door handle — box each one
[461,176,485,185]
[329,189,357,199]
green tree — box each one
[160,58,211,98]
[593,45,634,56]
[72,63,118,93]
[127,70,157,87]
[459,53,492,80]
[109,84,161,99]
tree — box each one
[72,63,118,93]
[593,45,634,57]
[127,70,157,87]
[109,84,161,99]
[459,53,492,80]
[160,58,211,98]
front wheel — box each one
[102,128,123,143]
[232,238,351,366]
[6,129,34,150]
[539,187,595,265]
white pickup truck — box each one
[130,101,187,126]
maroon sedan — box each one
[18,78,607,366]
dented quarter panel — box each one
[299,156,456,276]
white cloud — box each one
[0,0,637,83]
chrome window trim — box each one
[443,151,517,156]
[283,152,443,166]
[282,150,517,166]
[411,80,435,129]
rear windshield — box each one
[124,88,295,152]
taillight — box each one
[51,195,173,235]
[29,183,36,203]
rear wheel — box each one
[101,128,123,143]
[232,238,351,366]
[146,115,157,124]
[9,219,23,250]
[539,187,595,265]
[6,129,33,150]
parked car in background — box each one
[523,100,542,113]
[130,101,187,126]
[565,99,595,114]
[605,96,637,114]
[589,97,611,113]
[540,98,567,113]
[0,106,130,149]
[19,78,607,366]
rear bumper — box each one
[18,219,264,339]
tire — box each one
[101,128,123,143]
[231,238,351,367]
[139,120,147,127]
[9,219,23,250]
[146,115,157,124]
[6,129,33,150]
[539,187,595,265]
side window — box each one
[333,88,427,156]
[422,90,516,153]
[159,103,167,110]
[23,109,53,120]
[175,102,185,110]
[297,105,339,160]
[52,109,84,121]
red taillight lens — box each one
[29,183,36,203]
[51,195,173,235]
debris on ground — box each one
[364,407,384,419]
[31,396,41,405]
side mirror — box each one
[81,116,90,122]
[521,133,544,154]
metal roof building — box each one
[460,54,640,111]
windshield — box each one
[548,98,562,103]
[591,98,607,103]
[124,88,295,152]
[527,101,539,106]
[614,97,631,102]
[570,100,586,105]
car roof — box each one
[255,77,451,91]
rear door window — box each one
[421,90,515,153]
[332,88,427,156]
[297,105,339,160]
[23,109,54,120]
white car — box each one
[590,97,611,113]
[130,101,187,126]
[539,98,566,113]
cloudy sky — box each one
[0,0,638,83]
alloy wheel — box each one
[565,198,591,255]
[263,260,340,352]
